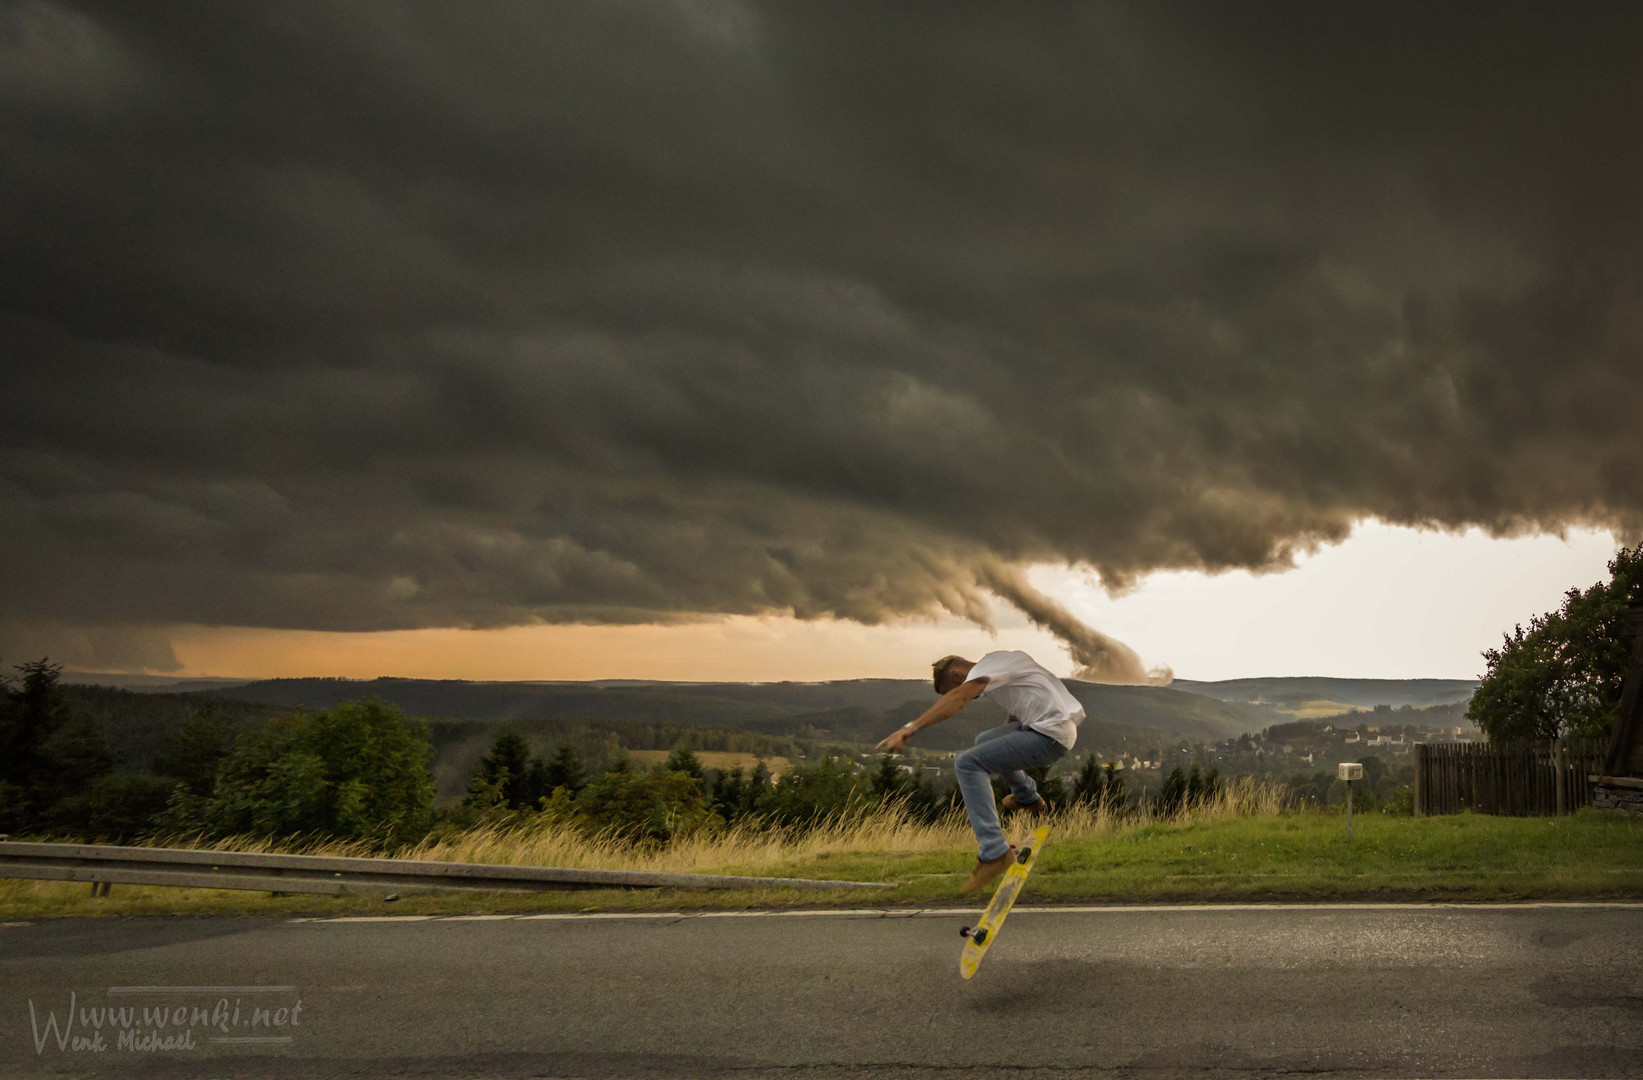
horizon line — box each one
[57,670,1484,686]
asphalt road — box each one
[4,903,1641,1079]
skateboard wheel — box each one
[1017,847,1032,864]
[959,925,972,938]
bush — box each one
[151,705,229,797]
[1346,786,1382,813]
[563,768,719,843]
[43,773,177,842]
[160,698,435,847]
[757,757,871,826]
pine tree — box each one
[1,658,68,787]
[712,766,747,820]
[464,732,534,810]
[745,761,772,815]
[908,769,939,821]
[1101,763,1126,813]
[665,748,704,780]
[1071,753,1103,805]
[1155,766,1188,817]
[523,755,553,808]
[543,742,585,794]
[871,754,904,797]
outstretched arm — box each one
[875,678,989,753]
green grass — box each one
[1024,810,1643,902]
[4,807,1640,920]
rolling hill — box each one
[197,675,1270,749]
[1172,677,1477,712]
[57,673,1478,802]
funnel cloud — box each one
[2,3,1641,675]
[980,563,1171,686]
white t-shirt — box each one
[966,650,1084,750]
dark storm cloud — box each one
[3,0,1641,674]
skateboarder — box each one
[875,650,1082,894]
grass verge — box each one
[3,791,1640,920]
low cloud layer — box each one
[3,2,1641,675]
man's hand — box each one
[875,727,912,753]
[873,676,987,754]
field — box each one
[4,785,1640,920]
[1273,699,1362,719]
[625,750,791,777]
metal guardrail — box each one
[0,841,894,896]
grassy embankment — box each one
[4,779,1641,920]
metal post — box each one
[1555,738,1566,816]
[1338,762,1362,838]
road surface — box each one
[4,903,1641,1078]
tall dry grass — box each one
[159,775,1288,876]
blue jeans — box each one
[955,722,1069,861]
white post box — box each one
[1338,762,1362,838]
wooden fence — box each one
[1414,738,1609,816]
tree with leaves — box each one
[152,703,229,797]
[1468,544,1643,740]
[758,757,859,826]
[569,766,719,844]
[164,698,435,847]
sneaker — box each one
[960,846,1018,896]
[1001,794,1050,815]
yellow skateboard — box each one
[959,824,1049,980]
